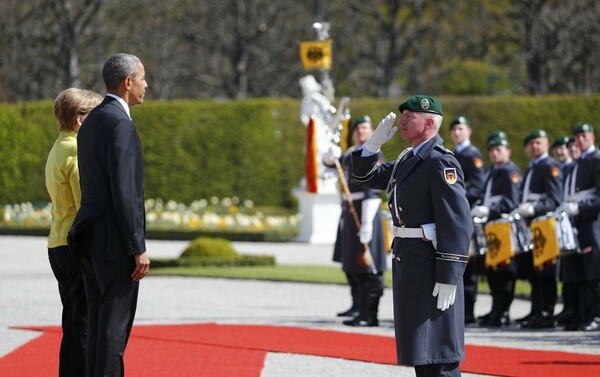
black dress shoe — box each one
[520,313,541,328]
[337,307,359,317]
[485,312,510,328]
[515,312,534,324]
[477,312,492,325]
[580,317,600,332]
[343,317,378,327]
[529,313,555,329]
[564,319,583,331]
[555,309,574,326]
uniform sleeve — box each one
[106,119,146,255]
[578,155,600,219]
[351,149,394,191]
[489,169,521,218]
[430,156,471,285]
[464,152,485,207]
[533,162,562,216]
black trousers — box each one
[486,269,515,316]
[48,246,87,377]
[79,231,139,377]
[349,272,384,320]
[415,362,461,377]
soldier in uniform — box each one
[551,136,579,327]
[471,136,522,327]
[449,116,485,324]
[515,129,562,328]
[352,95,471,377]
[562,123,600,331]
[324,115,387,327]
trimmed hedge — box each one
[2,96,599,207]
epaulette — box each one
[435,144,454,155]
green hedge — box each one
[1,96,599,207]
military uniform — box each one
[516,130,562,328]
[353,131,471,367]
[478,138,522,327]
[450,116,486,323]
[566,124,600,331]
[332,145,387,326]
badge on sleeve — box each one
[474,157,483,168]
[444,168,457,185]
[512,172,521,184]
[550,166,560,177]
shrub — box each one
[180,237,238,258]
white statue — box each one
[299,74,340,194]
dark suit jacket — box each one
[68,96,146,266]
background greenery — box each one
[2,95,599,207]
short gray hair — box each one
[102,53,142,90]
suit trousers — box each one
[79,230,139,377]
[48,246,87,377]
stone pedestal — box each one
[293,188,341,244]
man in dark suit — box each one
[449,116,485,324]
[68,53,150,376]
[352,96,471,377]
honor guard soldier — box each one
[471,135,522,327]
[562,123,600,331]
[449,116,485,324]
[551,135,579,327]
[352,95,471,377]
[515,129,563,328]
[323,115,387,327]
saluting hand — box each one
[132,251,150,281]
[364,112,397,153]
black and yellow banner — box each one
[299,40,332,70]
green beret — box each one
[487,130,508,142]
[449,116,469,130]
[350,115,371,132]
[551,136,571,148]
[488,136,510,149]
[573,122,594,134]
[523,129,548,146]
[398,95,442,116]
[566,136,576,146]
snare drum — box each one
[530,214,560,267]
[554,211,581,256]
[484,218,515,268]
[470,217,488,256]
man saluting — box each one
[352,95,472,377]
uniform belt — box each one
[343,192,366,201]
[392,226,424,238]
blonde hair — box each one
[53,88,103,131]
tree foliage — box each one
[1,0,599,101]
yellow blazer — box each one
[45,131,80,248]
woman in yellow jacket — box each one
[45,88,102,377]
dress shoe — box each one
[515,312,535,325]
[555,309,573,326]
[579,317,600,332]
[484,312,510,328]
[564,319,583,331]
[337,307,359,317]
[476,312,491,325]
[527,312,555,329]
[343,317,378,327]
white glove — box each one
[517,203,535,218]
[563,202,580,216]
[432,282,457,311]
[471,205,489,218]
[363,112,397,153]
[358,198,381,244]
[322,145,342,165]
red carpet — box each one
[1,324,600,376]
